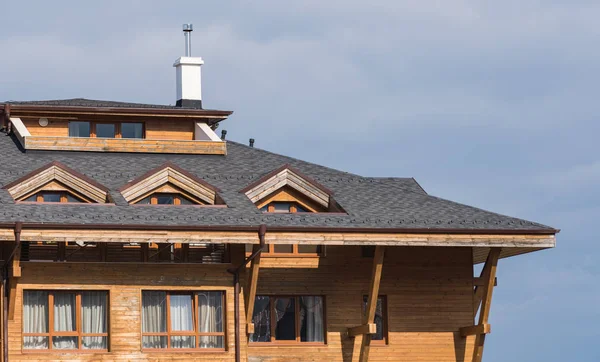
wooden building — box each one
[0,25,557,362]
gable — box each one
[3,161,109,203]
[120,162,220,205]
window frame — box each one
[22,191,87,203]
[68,121,145,139]
[136,193,196,206]
[361,295,388,345]
[246,244,324,258]
[22,290,109,352]
[141,290,227,352]
[249,295,327,346]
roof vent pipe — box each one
[183,23,193,56]
[221,130,227,140]
[249,138,255,147]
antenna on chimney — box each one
[249,138,255,147]
[221,130,227,140]
[183,24,193,56]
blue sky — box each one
[1,1,597,361]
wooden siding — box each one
[6,245,479,361]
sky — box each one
[0,1,598,361]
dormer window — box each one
[241,165,345,214]
[121,162,223,207]
[68,121,144,139]
[3,161,109,204]
[24,191,84,203]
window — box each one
[250,296,325,344]
[245,244,323,257]
[362,295,387,344]
[67,121,144,139]
[136,193,195,205]
[23,192,84,203]
[23,290,108,350]
[68,122,91,137]
[259,202,308,213]
[141,291,225,349]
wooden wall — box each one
[21,118,194,140]
[7,246,476,361]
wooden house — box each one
[0,25,557,362]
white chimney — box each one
[173,24,203,108]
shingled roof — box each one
[0,130,557,233]
[4,98,228,112]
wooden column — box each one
[461,247,501,362]
[8,243,21,321]
[358,245,385,362]
[244,244,262,335]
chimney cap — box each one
[183,24,193,32]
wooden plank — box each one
[472,247,501,362]
[474,277,497,287]
[348,323,377,337]
[460,323,491,337]
[244,244,262,334]
[358,245,385,362]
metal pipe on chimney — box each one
[183,23,193,56]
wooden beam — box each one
[471,247,501,362]
[244,244,262,334]
[358,245,385,362]
[348,323,377,337]
[460,324,491,337]
[474,277,497,287]
[8,242,21,321]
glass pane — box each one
[200,336,224,349]
[197,291,223,333]
[178,196,194,205]
[81,291,107,334]
[42,193,61,203]
[250,296,270,342]
[142,336,167,349]
[121,123,143,139]
[299,296,324,342]
[54,292,76,332]
[156,195,174,205]
[273,245,293,254]
[82,336,107,350]
[65,194,82,203]
[171,336,195,349]
[52,336,78,349]
[142,291,167,333]
[23,336,48,349]
[245,244,253,253]
[95,123,116,138]
[298,245,322,254]
[68,122,91,137]
[274,297,296,340]
[273,203,291,212]
[170,294,194,331]
[24,194,37,202]
[260,205,268,212]
[363,296,385,341]
[137,196,152,204]
[294,204,308,213]
[23,291,48,333]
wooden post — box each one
[8,243,21,321]
[359,245,385,362]
[244,244,262,334]
[471,248,501,362]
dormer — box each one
[120,162,223,206]
[1,25,231,156]
[3,161,109,203]
[241,165,345,213]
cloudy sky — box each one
[1,1,598,361]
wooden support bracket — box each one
[244,244,262,335]
[474,277,497,287]
[247,322,255,335]
[348,323,377,337]
[460,323,491,337]
[358,245,385,362]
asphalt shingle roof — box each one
[0,132,556,233]
[5,98,208,111]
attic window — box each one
[121,162,223,206]
[68,121,144,139]
[241,165,344,214]
[3,161,109,204]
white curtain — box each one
[142,291,167,348]
[53,292,77,349]
[197,291,223,348]
[170,294,194,348]
[249,296,271,342]
[23,291,49,349]
[81,291,107,349]
[300,296,324,342]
